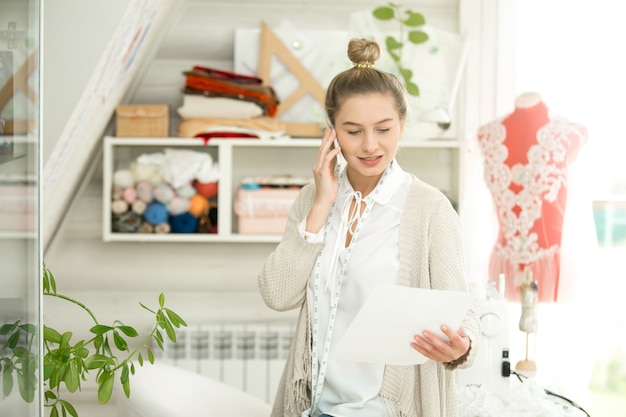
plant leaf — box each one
[60,332,73,349]
[59,400,78,417]
[0,322,18,335]
[64,360,80,393]
[147,348,155,364]
[43,326,62,343]
[84,354,114,370]
[406,81,420,96]
[116,325,138,337]
[372,6,395,20]
[97,373,114,404]
[403,11,426,27]
[3,362,14,396]
[385,36,403,51]
[90,325,114,336]
[408,30,429,45]
[7,331,21,349]
[50,405,59,417]
[137,353,143,366]
[113,331,128,351]
[158,293,165,308]
[164,309,187,328]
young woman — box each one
[258,38,480,417]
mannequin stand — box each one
[515,332,537,374]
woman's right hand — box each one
[305,127,342,233]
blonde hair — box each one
[325,38,408,126]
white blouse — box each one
[303,161,412,417]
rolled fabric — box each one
[154,222,171,234]
[143,202,169,225]
[111,200,129,215]
[170,212,198,233]
[153,183,175,204]
[167,196,190,216]
[123,187,138,204]
[132,200,147,215]
[136,180,154,203]
[139,221,154,234]
[188,194,210,217]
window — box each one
[515,1,626,415]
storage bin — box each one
[116,104,169,137]
[234,187,301,234]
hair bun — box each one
[347,38,381,69]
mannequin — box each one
[477,92,588,302]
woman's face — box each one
[334,93,405,186]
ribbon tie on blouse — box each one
[324,190,365,297]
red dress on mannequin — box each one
[477,93,588,302]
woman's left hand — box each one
[410,325,470,364]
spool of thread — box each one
[136,180,153,203]
[143,202,169,225]
[154,222,171,234]
[111,200,129,215]
[170,212,198,233]
[188,194,210,217]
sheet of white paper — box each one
[333,285,474,366]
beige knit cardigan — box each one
[258,175,480,417]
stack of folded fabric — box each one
[177,66,287,141]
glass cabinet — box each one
[0,0,41,416]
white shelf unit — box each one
[103,136,462,243]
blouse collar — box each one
[337,159,404,205]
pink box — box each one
[234,187,301,235]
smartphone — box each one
[332,134,344,175]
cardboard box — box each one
[116,104,169,137]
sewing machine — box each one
[456,277,511,393]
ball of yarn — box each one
[166,196,190,215]
[132,200,147,215]
[113,169,135,188]
[123,187,138,204]
[143,202,169,225]
[153,183,175,204]
[176,183,197,199]
[195,181,218,199]
[136,180,153,203]
[111,200,129,214]
[188,194,210,217]
[170,212,198,233]
[154,222,171,234]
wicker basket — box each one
[116,104,169,137]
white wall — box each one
[42,0,128,163]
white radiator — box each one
[156,322,295,405]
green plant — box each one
[372,3,430,96]
[0,265,187,417]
